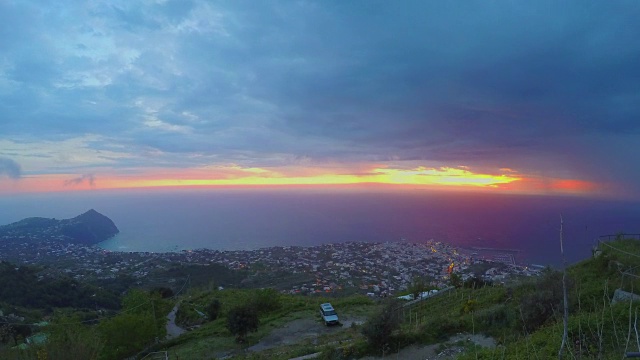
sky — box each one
[1,1,639,198]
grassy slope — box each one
[147,239,640,360]
[454,238,640,359]
[334,238,640,359]
[158,290,375,359]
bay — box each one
[1,188,638,266]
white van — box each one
[319,303,339,326]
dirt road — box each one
[166,304,187,340]
[248,315,365,352]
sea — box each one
[0,188,638,266]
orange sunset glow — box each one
[0,165,602,197]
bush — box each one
[98,312,157,360]
[226,305,259,343]
[518,270,569,332]
[460,299,478,314]
[408,276,434,299]
[249,288,281,314]
[150,287,174,299]
[40,318,103,360]
[434,316,465,337]
[320,346,344,360]
[320,341,369,360]
[419,315,466,343]
[206,299,221,321]
[463,276,492,289]
[361,300,401,354]
[450,272,463,288]
[97,290,166,359]
[476,304,516,335]
[175,303,204,327]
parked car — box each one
[319,303,339,326]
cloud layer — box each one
[1,1,639,196]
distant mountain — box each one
[0,209,119,245]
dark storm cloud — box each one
[261,2,640,142]
[0,158,21,179]
[1,0,640,194]
[64,174,96,187]
[227,1,640,187]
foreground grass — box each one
[390,239,640,359]
[156,290,375,359]
[301,238,640,360]
[151,239,640,359]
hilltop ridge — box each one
[0,209,119,245]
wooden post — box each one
[559,215,569,359]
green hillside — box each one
[140,237,640,359]
[169,238,640,360]
[398,237,640,359]
[2,238,639,360]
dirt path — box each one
[248,315,365,352]
[361,334,496,360]
[165,304,187,340]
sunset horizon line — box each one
[0,164,616,199]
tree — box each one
[408,277,426,299]
[0,324,15,345]
[450,272,463,288]
[226,305,259,343]
[206,299,221,321]
[150,287,174,299]
[361,300,401,354]
[463,276,492,289]
[98,289,165,359]
[0,322,31,346]
[249,288,281,314]
[121,289,166,335]
[408,276,435,299]
[98,312,156,360]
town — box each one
[0,237,541,297]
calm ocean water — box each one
[1,189,638,266]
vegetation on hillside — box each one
[301,238,640,359]
[361,299,401,355]
[0,261,120,310]
[0,289,172,360]
[2,237,639,360]
[162,289,374,359]
[347,237,640,359]
[97,290,170,360]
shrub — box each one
[408,276,434,299]
[460,299,478,314]
[463,276,492,289]
[206,299,221,321]
[226,305,259,343]
[518,270,569,332]
[450,272,463,288]
[476,304,516,336]
[40,318,103,360]
[150,287,174,299]
[249,288,281,314]
[98,312,156,360]
[361,300,401,354]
